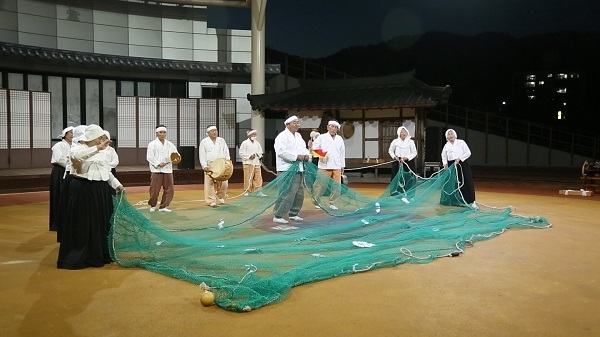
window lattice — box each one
[139,97,158,148]
[158,98,178,146]
[180,99,197,147]
[218,99,237,148]
[10,91,31,149]
[0,90,7,149]
[380,121,401,158]
[116,97,236,152]
[117,97,137,148]
[32,92,51,149]
[198,99,217,134]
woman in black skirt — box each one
[49,126,73,231]
[388,126,418,202]
[57,124,124,270]
[440,129,477,210]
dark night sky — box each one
[214,0,600,58]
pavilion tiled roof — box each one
[247,71,452,111]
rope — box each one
[399,247,431,260]
[352,262,381,273]
[228,162,259,200]
[261,160,278,176]
[239,264,257,284]
[441,162,465,196]
[344,160,395,171]
[130,158,474,209]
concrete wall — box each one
[428,120,587,168]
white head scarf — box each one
[397,126,411,138]
[445,129,457,139]
[58,126,74,139]
[72,125,88,143]
[81,124,105,142]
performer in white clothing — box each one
[49,126,73,232]
[55,125,86,243]
[101,130,119,195]
[272,116,310,224]
[57,124,123,269]
[441,129,477,209]
[239,129,264,195]
[388,126,418,200]
[199,125,230,207]
[311,120,346,210]
[101,130,119,175]
[146,125,179,212]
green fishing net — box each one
[109,162,551,312]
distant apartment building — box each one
[511,70,585,127]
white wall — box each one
[0,0,257,139]
[428,120,586,167]
[0,0,251,64]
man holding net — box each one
[272,116,310,224]
[310,120,346,210]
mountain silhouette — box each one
[271,31,600,133]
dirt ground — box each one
[1,181,599,337]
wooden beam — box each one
[154,0,250,8]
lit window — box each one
[526,75,536,80]
[557,88,567,93]
[558,73,568,79]
[525,81,536,88]
[557,111,563,119]
[528,95,536,100]
[570,73,580,78]
[547,73,553,77]
[538,81,544,85]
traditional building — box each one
[248,71,452,173]
[0,0,278,168]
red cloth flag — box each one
[311,149,328,158]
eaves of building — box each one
[247,70,452,112]
[0,42,280,83]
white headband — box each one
[246,129,257,136]
[155,126,167,132]
[206,125,217,132]
[284,116,299,125]
[328,120,340,128]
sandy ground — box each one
[1,183,599,337]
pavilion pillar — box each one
[250,0,267,145]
